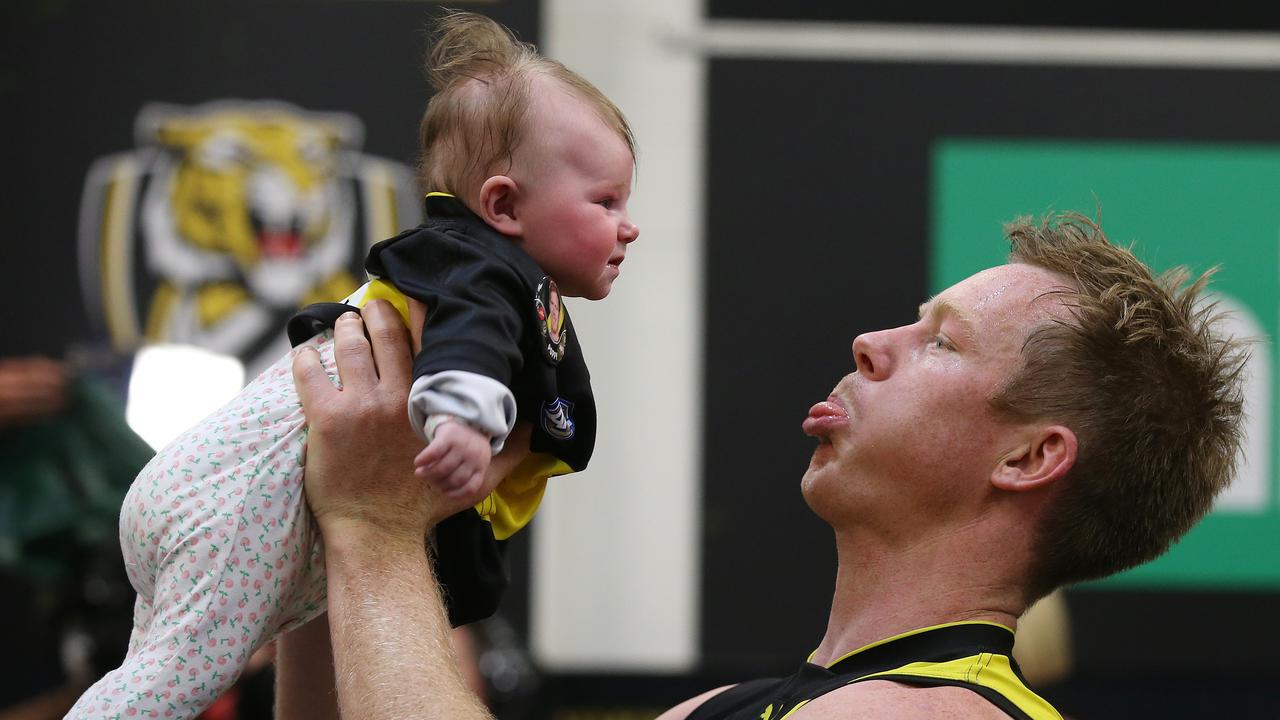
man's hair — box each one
[992,212,1248,602]
[417,10,635,196]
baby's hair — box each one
[418,10,634,197]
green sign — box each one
[932,139,1279,589]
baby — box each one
[68,11,638,720]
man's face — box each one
[800,263,1070,533]
[511,81,639,301]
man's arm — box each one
[290,301,492,720]
[283,303,748,720]
[321,511,484,720]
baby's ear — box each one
[478,176,522,236]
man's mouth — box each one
[802,396,849,437]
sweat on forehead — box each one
[928,264,1076,328]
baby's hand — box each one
[414,417,493,500]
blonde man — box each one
[289,214,1245,719]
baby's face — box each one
[510,85,639,300]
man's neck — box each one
[810,526,1027,666]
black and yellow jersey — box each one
[287,192,597,541]
[285,192,596,627]
[687,622,1062,720]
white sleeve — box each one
[407,370,518,454]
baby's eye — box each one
[596,198,614,209]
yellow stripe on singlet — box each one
[859,654,1062,719]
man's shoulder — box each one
[655,686,735,720]
[658,681,1012,720]
[794,680,1011,719]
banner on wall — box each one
[932,139,1279,589]
[78,100,422,376]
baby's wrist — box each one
[423,413,459,443]
[423,413,491,444]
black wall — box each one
[700,47,1280,720]
[0,0,541,707]
[1,0,539,358]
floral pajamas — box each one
[66,334,336,720]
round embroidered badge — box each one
[535,277,568,364]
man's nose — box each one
[852,331,892,379]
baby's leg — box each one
[68,521,256,718]
[66,338,333,720]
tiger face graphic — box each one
[80,100,420,376]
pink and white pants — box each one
[67,334,336,719]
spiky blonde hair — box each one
[993,212,1248,601]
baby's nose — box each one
[620,220,639,243]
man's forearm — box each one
[323,523,492,720]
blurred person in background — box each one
[0,354,150,719]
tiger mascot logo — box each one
[79,100,420,376]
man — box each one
[280,213,1246,719]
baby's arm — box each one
[414,415,493,499]
[407,370,517,497]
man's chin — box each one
[799,462,825,503]
[798,471,837,522]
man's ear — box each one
[991,425,1077,493]
[478,175,522,236]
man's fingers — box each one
[292,346,334,416]
[332,311,379,391]
[362,300,414,382]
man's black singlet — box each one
[687,622,1061,720]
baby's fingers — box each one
[414,442,447,474]
[443,465,483,500]
[428,451,466,483]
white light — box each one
[1208,294,1271,514]
[126,344,245,450]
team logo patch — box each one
[541,397,576,440]
[77,99,421,376]
[534,277,568,364]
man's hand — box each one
[287,299,495,720]
[415,419,492,499]
[292,301,473,542]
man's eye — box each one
[930,335,952,350]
